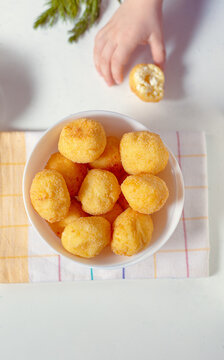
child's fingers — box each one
[111,42,137,84]
[94,33,108,75]
[148,33,166,69]
[99,42,117,86]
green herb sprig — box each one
[68,0,101,42]
[34,0,119,43]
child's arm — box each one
[94,0,165,86]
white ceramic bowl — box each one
[23,110,184,269]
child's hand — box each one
[94,0,165,86]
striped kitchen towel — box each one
[0,131,209,282]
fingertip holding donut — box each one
[129,63,164,102]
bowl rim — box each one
[23,110,185,269]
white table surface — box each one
[0,1,224,359]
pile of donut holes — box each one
[30,118,169,258]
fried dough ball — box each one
[78,169,121,215]
[120,131,169,175]
[61,216,111,258]
[101,202,123,224]
[58,118,106,163]
[111,208,153,256]
[121,174,169,214]
[49,199,87,237]
[129,64,164,102]
[30,169,70,223]
[89,136,123,177]
[45,152,87,197]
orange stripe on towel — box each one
[0,162,25,166]
[0,254,58,260]
[0,194,23,197]
[176,154,206,158]
[0,132,29,283]
[0,224,30,229]
[183,216,208,221]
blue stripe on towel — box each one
[90,268,94,280]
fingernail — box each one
[115,78,122,85]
